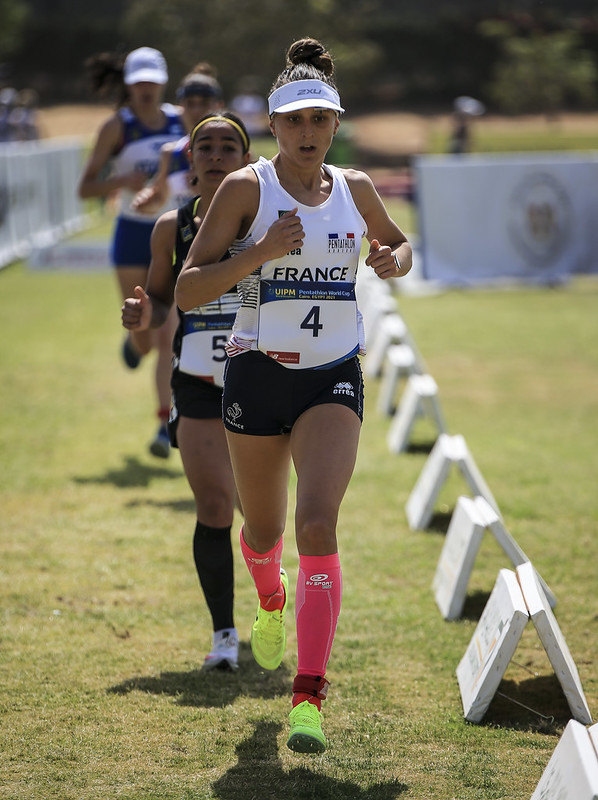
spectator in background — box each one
[230,76,269,137]
[0,87,18,142]
[9,89,41,141]
[78,47,185,459]
[448,95,485,154]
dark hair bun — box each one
[286,38,334,77]
[84,52,125,95]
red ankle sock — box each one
[292,674,329,711]
[259,579,285,612]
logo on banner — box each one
[508,173,572,265]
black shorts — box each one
[222,350,363,436]
[168,369,223,448]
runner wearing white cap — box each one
[122,112,252,671]
[176,37,412,754]
[78,48,185,459]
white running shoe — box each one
[202,628,239,671]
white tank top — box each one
[227,156,367,369]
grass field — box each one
[1,218,597,799]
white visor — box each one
[268,79,344,115]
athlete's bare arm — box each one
[175,168,305,310]
[345,169,412,279]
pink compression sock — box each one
[295,553,342,678]
[240,528,284,611]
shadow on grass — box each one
[74,455,182,488]
[425,510,453,535]
[107,643,292,707]
[460,589,491,621]
[480,674,573,735]
[125,496,195,513]
[404,440,436,455]
[212,720,408,800]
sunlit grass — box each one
[1,251,596,798]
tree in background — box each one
[4,0,598,111]
[0,0,28,64]
[482,22,597,114]
[121,0,385,109]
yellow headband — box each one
[190,116,249,153]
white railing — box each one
[0,137,90,269]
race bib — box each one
[257,280,359,369]
[179,312,235,386]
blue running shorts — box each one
[111,216,155,268]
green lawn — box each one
[0,246,596,798]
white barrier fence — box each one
[415,152,598,286]
[0,138,89,270]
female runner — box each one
[78,47,185,458]
[132,65,224,214]
[175,38,412,752]
[122,112,251,669]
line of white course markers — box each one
[356,261,597,800]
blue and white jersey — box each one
[166,134,194,209]
[112,103,185,221]
[227,156,367,370]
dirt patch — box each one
[349,112,433,156]
[38,103,598,154]
[38,104,114,140]
[349,110,598,156]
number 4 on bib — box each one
[300,305,323,337]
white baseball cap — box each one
[124,47,168,86]
[268,79,344,115]
[454,96,485,116]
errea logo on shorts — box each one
[307,573,333,589]
[226,402,244,430]
[333,381,355,397]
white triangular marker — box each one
[531,720,598,800]
[406,434,499,529]
[433,495,556,619]
[517,561,592,725]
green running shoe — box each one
[250,569,288,670]
[287,700,327,754]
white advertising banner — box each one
[415,153,598,285]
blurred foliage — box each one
[0,0,28,61]
[3,0,598,115]
[482,24,597,113]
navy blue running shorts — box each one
[168,370,224,448]
[222,350,364,436]
[111,216,155,268]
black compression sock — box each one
[193,521,234,631]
